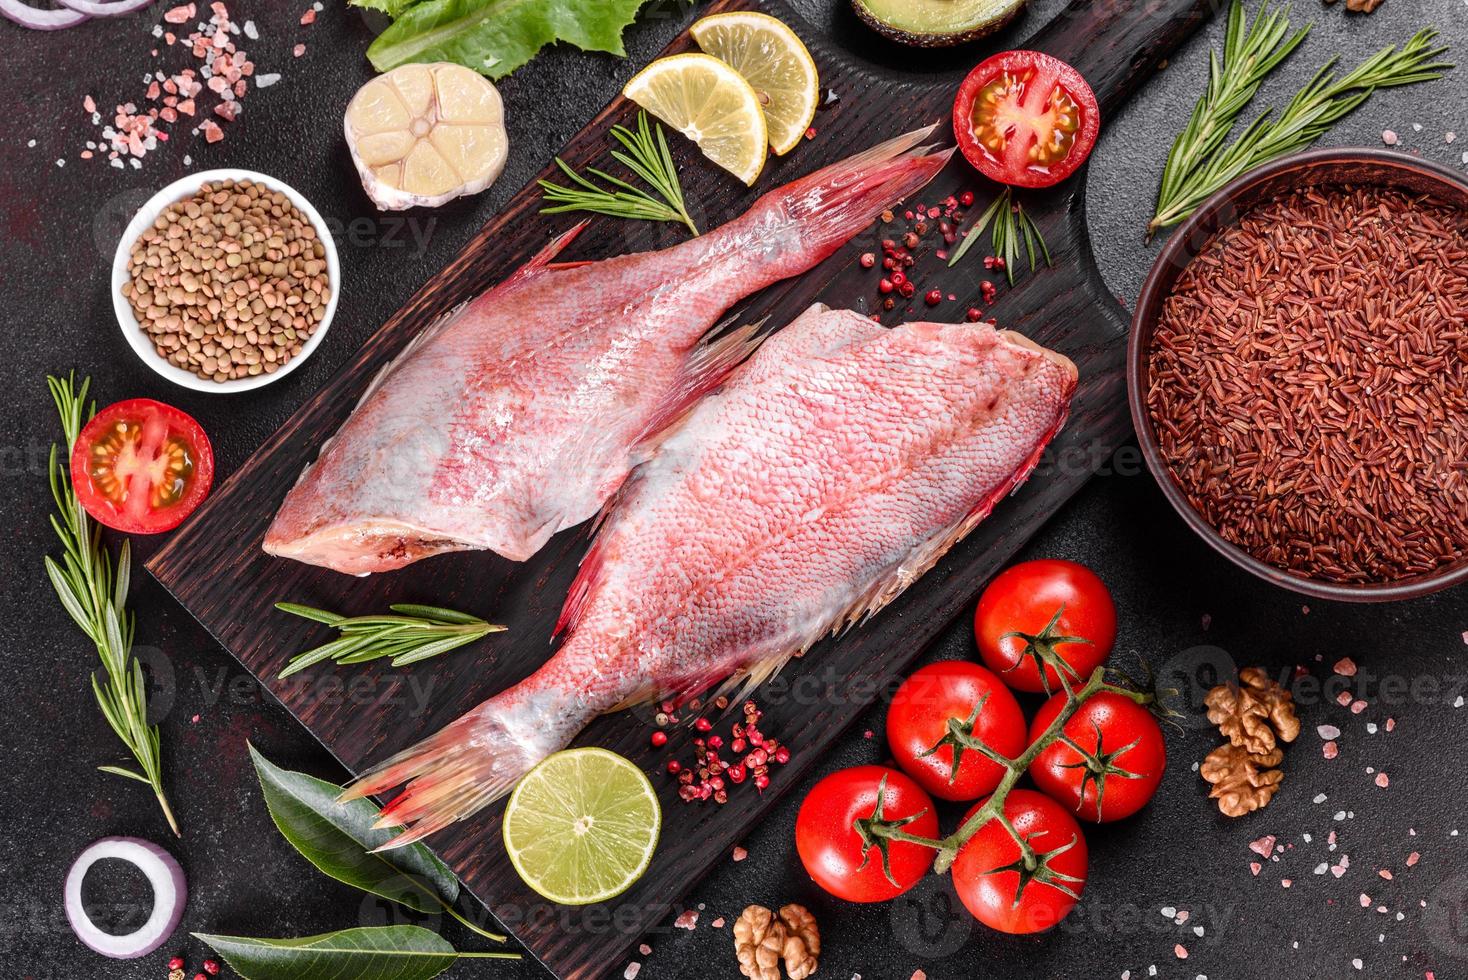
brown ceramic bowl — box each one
[1128,147,1468,602]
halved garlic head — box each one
[344,63,508,211]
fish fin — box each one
[554,529,609,639]
[504,220,589,285]
[771,124,954,251]
[632,315,769,448]
[340,701,546,850]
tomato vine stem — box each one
[863,666,1153,875]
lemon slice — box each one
[344,62,508,211]
[502,748,661,906]
[623,52,768,186]
[691,12,820,156]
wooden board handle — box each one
[1024,0,1219,112]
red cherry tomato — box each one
[951,788,1088,934]
[974,559,1116,694]
[70,398,214,534]
[953,50,1100,189]
[1029,691,1166,822]
[795,765,938,903]
[886,662,1027,801]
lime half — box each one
[503,748,661,906]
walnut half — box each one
[778,904,820,980]
[1201,743,1286,817]
[1205,667,1300,755]
[733,904,820,980]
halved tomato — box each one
[953,50,1100,189]
[70,399,214,534]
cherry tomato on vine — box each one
[70,399,214,534]
[953,50,1100,189]
[795,765,939,903]
[886,662,1027,801]
[1028,691,1166,823]
[974,559,1115,694]
[952,788,1089,934]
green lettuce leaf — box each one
[365,0,655,78]
[353,0,421,19]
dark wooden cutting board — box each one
[148,1,1213,975]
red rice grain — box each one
[1147,185,1468,584]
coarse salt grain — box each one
[1318,724,1341,740]
[673,910,698,930]
[732,847,747,862]
[1383,130,1399,145]
[1375,772,1389,788]
[624,964,640,980]
[1333,657,1356,677]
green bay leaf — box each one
[248,743,458,914]
[196,926,461,980]
[366,0,652,78]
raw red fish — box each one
[264,128,951,574]
[347,304,1078,846]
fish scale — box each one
[347,303,1078,848]
[264,127,952,574]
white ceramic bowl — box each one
[111,168,340,393]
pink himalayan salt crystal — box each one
[711,917,725,928]
[1282,879,1292,888]
[83,94,96,113]
[1380,870,1394,880]
[673,910,698,930]
[1386,718,1396,732]
[732,847,748,862]
[293,42,306,57]
[300,7,315,23]
[1334,657,1357,677]
[201,119,224,143]
[1250,836,1277,858]
[1337,691,1354,707]
[1383,130,1399,145]
[624,964,641,980]
[1407,852,1420,866]
[912,972,927,980]
[1318,724,1342,740]
[1360,894,1372,907]
[638,944,651,956]
[1376,772,1390,788]
[1175,944,1189,959]
[1323,741,1339,760]
[163,2,194,23]
[1250,862,1262,876]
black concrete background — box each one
[3,1,1468,978]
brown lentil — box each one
[121,178,330,383]
[1147,184,1468,584]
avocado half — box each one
[851,0,1028,47]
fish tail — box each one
[758,123,953,257]
[341,692,572,850]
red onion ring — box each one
[64,836,187,959]
[55,0,152,14]
[0,0,87,28]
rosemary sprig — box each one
[539,110,700,236]
[44,374,178,836]
[1151,0,1310,234]
[276,602,505,678]
[1150,24,1453,233]
[947,187,1052,286]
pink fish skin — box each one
[263,128,951,575]
[346,304,1078,847]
